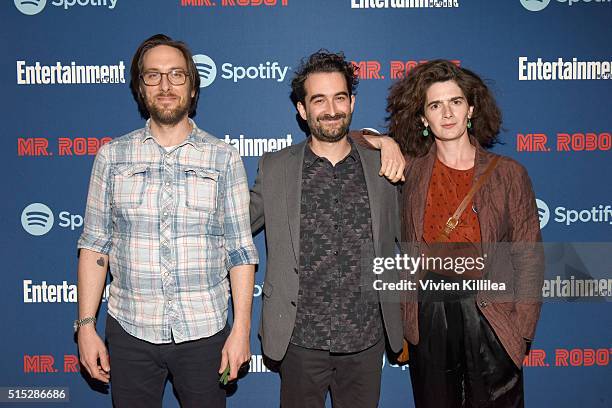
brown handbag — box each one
[396,156,500,364]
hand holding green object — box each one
[219,364,230,385]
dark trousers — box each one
[105,315,228,408]
[279,338,384,408]
[409,279,524,408]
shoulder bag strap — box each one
[437,156,501,241]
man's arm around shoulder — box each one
[349,129,406,182]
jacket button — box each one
[291,301,296,307]
[294,268,298,274]
[480,301,488,308]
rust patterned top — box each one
[423,158,482,278]
[423,158,481,244]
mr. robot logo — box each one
[523,348,612,367]
[516,132,611,152]
[24,355,79,373]
[352,59,461,80]
[17,136,112,157]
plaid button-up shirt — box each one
[78,120,258,344]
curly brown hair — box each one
[386,60,501,157]
[290,50,359,107]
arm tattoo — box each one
[96,257,105,267]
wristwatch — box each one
[73,317,96,333]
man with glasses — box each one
[75,34,258,408]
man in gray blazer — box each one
[249,50,404,408]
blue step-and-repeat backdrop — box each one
[1,0,611,406]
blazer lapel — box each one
[285,142,306,265]
[411,146,436,242]
[471,138,494,245]
[355,144,382,256]
[470,140,497,276]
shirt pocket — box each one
[184,168,219,212]
[112,164,149,208]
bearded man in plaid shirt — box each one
[75,34,258,408]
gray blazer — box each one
[250,140,403,361]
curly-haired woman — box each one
[384,60,544,407]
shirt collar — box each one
[140,118,207,151]
[303,137,359,168]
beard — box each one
[308,111,352,143]
[144,92,190,126]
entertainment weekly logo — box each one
[516,132,611,152]
[223,133,293,157]
[14,0,118,16]
[16,60,126,85]
[351,59,461,80]
[22,278,263,303]
[518,57,612,81]
[519,0,612,12]
[351,0,459,8]
[180,0,288,8]
[18,136,112,157]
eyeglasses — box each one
[140,69,189,86]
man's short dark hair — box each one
[130,34,201,119]
[290,50,359,106]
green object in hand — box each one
[219,365,230,385]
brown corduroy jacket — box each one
[399,138,545,368]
